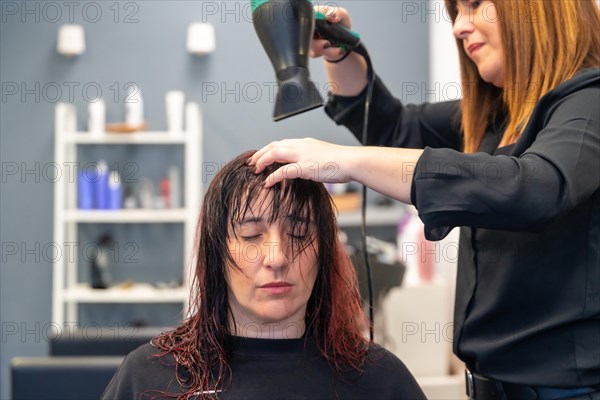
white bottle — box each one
[168,166,181,209]
[165,91,185,134]
[88,98,106,136]
[125,84,144,127]
[139,178,155,209]
[108,170,122,210]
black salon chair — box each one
[11,327,168,399]
[49,326,164,356]
[11,356,123,400]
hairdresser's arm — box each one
[249,138,423,204]
[311,7,368,96]
[312,7,462,151]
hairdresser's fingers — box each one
[314,5,352,29]
[262,159,348,188]
[310,39,346,60]
[252,140,301,174]
[249,140,298,173]
[248,141,281,171]
[311,5,352,59]
[263,164,303,188]
[252,138,353,185]
[250,139,297,173]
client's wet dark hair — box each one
[151,151,368,399]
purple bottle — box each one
[95,160,109,209]
[108,170,122,210]
[78,170,94,210]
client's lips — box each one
[261,282,292,287]
[260,282,293,294]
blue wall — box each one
[0,1,430,397]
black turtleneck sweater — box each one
[101,335,426,399]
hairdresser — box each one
[250,1,600,399]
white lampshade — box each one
[187,23,216,55]
[57,24,85,56]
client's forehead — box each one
[232,187,311,224]
[236,189,274,219]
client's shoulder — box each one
[122,340,177,372]
[360,343,427,398]
[364,342,419,379]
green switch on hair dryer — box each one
[252,0,323,121]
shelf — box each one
[68,132,186,144]
[337,206,405,227]
[53,102,202,328]
[64,209,190,223]
[63,284,188,303]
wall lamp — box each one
[57,24,86,56]
[187,23,216,55]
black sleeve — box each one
[101,344,181,400]
[324,75,462,150]
[411,86,600,240]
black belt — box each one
[465,369,599,400]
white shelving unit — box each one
[52,103,202,329]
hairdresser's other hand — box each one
[310,5,367,96]
[249,138,353,186]
[310,5,352,62]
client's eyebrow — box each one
[236,217,263,226]
[285,214,310,223]
[236,215,311,226]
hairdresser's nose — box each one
[452,11,475,40]
[262,228,287,270]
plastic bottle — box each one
[108,170,122,210]
[125,85,144,127]
[88,98,106,136]
[95,160,109,209]
[78,170,94,209]
[397,205,435,286]
[168,166,181,209]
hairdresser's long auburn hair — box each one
[151,151,368,400]
[445,0,600,152]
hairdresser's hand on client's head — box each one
[310,5,352,62]
[249,138,353,187]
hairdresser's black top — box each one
[101,335,426,399]
[325,68,600,387]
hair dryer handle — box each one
[314,11,361,51]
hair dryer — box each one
[251,0,361,121]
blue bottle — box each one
[95,160,109,209]
[78,170,94,210]
[108,170,122,210]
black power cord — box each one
[313,16,376,342]
[353,44,376,342]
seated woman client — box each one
[101,150,425,399]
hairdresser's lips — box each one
[467,42,484,58]
[259,282,293,295]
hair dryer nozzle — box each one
[274,67,322,121]
[252,0,323,121]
